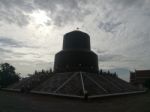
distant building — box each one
[130,70,150,88]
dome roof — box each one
[64,30,90,39]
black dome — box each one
[63,30,90,51]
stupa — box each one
[5,30,145,99]
[54,30,98,73]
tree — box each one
[0,63,20,87]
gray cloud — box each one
[98,53,127,62]
[34,0,90,26]
[0,0,149,27]
[0,47,12,53]
[0,47,24,60]
[94,48,129,62]
[0,47,14,61]
[0,37,23,47]
[0,0,91,26]
[0,0,32,26]
[0,36,39,48]
[93,48,106,54]
[111,0,145,8]
[98,21,122,33]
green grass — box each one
[0,90,150,112]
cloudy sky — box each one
[0,0,150,81]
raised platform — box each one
[4,72,145,99]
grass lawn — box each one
[0,90,150,112]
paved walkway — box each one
[0,91,150,112]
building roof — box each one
[64,30,90,38]
[135,70,150,74]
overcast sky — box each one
[0,0,150,81]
